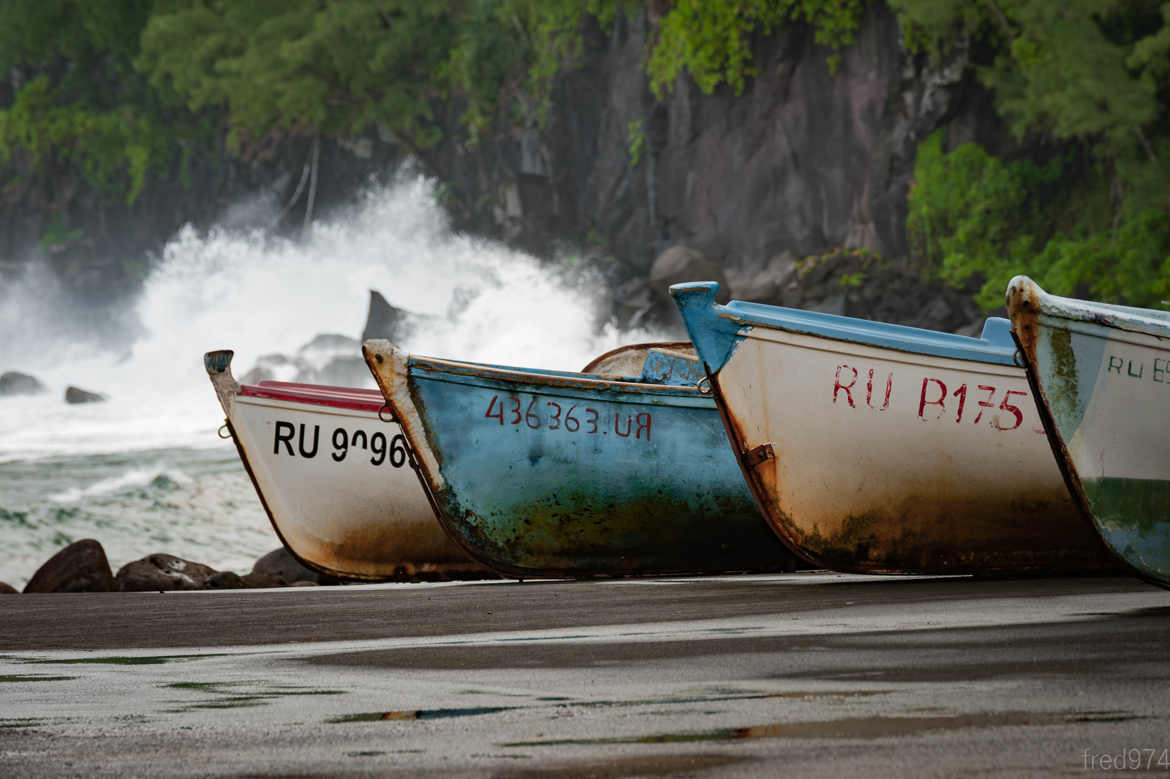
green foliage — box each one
[139,0,456,153]
[627,119,644,167]
[0,76,171,203]
[0,0,185,204]
[909,131,1170,309]
[896,0,1170,310]
[648,0,867,98]
[38,212,84,251]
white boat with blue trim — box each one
[671,281,1113,575]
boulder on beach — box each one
[115,553,219,592]
[205,571,246,589]
[243,547,329,588]
[65,385,107,404]
[0,370,46,396]
[0,581,18,594]
[23,539,115,593]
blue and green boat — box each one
[361,339,801,578]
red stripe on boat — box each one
[238,381,385,413]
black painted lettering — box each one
[297,423,320,458]
[1155,358,1167,384]
[274,421,296,456]
[370,432,387,465]
[351,430,368,449]
[331,427,348,462]
[1128,360,1144,379]
[1108,355,1124,375]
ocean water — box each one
[0,171,663,588]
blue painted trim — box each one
[669,282,748,373]
[672,281,1017,367]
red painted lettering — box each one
[614,414,633,438]
[951,383,966,423]
[635,412,652,440]
[918,377,947,419]
[995,390,1027,431]
[865,369,893,411]
[834,364,858,407]
[484,395,504,425]
[972,385,996,424]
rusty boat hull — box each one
[361,340,801,578]
[204,350,483,580]
[1007,276,1170,587]
[670,281,1113,576]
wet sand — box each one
[1,572,1168,777]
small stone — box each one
[204,571,246,589]
[0,371,46,396]
[64,385,106,404]
[242,547,325,588]
[23,539,115,593]
[115,554,218,592]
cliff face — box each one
[424,4,977,285]
[3,3,990,330]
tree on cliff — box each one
[896,0,1170,308]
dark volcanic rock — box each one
[0,581,18,594]
[115,554,219,592]
[243,547,328,588]
[361,290,418,342]
[64,385,107,404]
[0,371,46,396]
[23,539,115,593]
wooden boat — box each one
[204,350,485,580]
[670,281,1113,575]
[1006,276,1170,587]
[360,339,802,578]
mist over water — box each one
[0,169,665,585]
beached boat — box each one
[204,350,485,580]
[670,281,1113,575]
[1006,276,1170,586]
[360,339,802,578]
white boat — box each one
[1006,276,1170,586]
[205,350,483,580]
[671,282,1113,575]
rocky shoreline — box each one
[1,539,499,595]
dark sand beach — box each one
[2,572,1168,777]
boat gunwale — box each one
[738,324,1027,378]
[239,381,385,413]
[408,355,705,399]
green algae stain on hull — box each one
[1083,477,1170,583]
